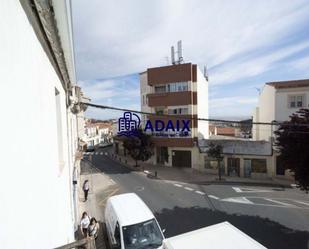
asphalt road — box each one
[85,148,309,249]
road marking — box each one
[173,184,183,188]
[208,195,220,200]
[184,187,194,191]
[294,200,309,206]
[98,188,119,206]
[264,198,295,207]
[232,187,272,193]
[134,186,145,191]
[195,191,206,195]
[221,197,253,204]
[100,152,103,155]
[95,152,99,155]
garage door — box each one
[172,150,191,168]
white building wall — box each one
[275,87,309,121]
[253,84,309,141]
[196,67,209,139]
[0,1,75,248]
[253,85,275,141]
[140,72,152,126]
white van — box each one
[162,222,267,249]
[105,193,165,249]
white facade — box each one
[84,123,113,146]
[253,80,309,141]
[196,67,209,139]
[0,1,81,248]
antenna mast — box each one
[177,40,183,64]
[204,65,209,81]
[171,46,176,65]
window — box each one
[205,158,219,169]
[168,108,188,115]
[154,85,166,93]
[167,82,188,92]
[155,107,165,115]
[251,159,267,173]
[122,219,163,249]
[289,95,304,108]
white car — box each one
[105,193,165,249]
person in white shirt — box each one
[83,180,90,202]
[80,211,90,237]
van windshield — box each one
[122,218,163,249]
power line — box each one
[83,102,309,127]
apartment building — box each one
[253,79,309,177]
[0,1,85,248]
[140,63,209,168]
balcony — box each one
[147,91,197,106]
[147,114,198,128]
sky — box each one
[72,0,309,120]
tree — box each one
[123,129,154,167]
[207,142,224,180]
[274,108,309,192]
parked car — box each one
[86,145,95,152]
[105,193,165,249]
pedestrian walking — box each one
[83,180,89,202]
[88,217,99,239]
[80,212,91,238]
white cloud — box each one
[210,40,309,85]
[73,0,309,81]
[79,77,140,102]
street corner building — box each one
[0,1,88,248]
[138,62,209,169]
[252,79,309,179]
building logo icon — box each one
[118,112,141,136]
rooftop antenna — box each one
[204,65,209,81]
[171,46,175,65]
[164,56,170,65]
[255,87,261,95]
[177,40,183,64]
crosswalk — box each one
[220,196,309,209]
[170,182,309,210]
[83,151,105,156]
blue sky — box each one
[73,0,309,120]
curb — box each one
[188,180,292,188]
[104,153,293,189]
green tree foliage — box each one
[275,109,309,192]
[207,143,224,180]
[123,129,154,167]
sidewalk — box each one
[108,152,294,188]
[77,160,118,249]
